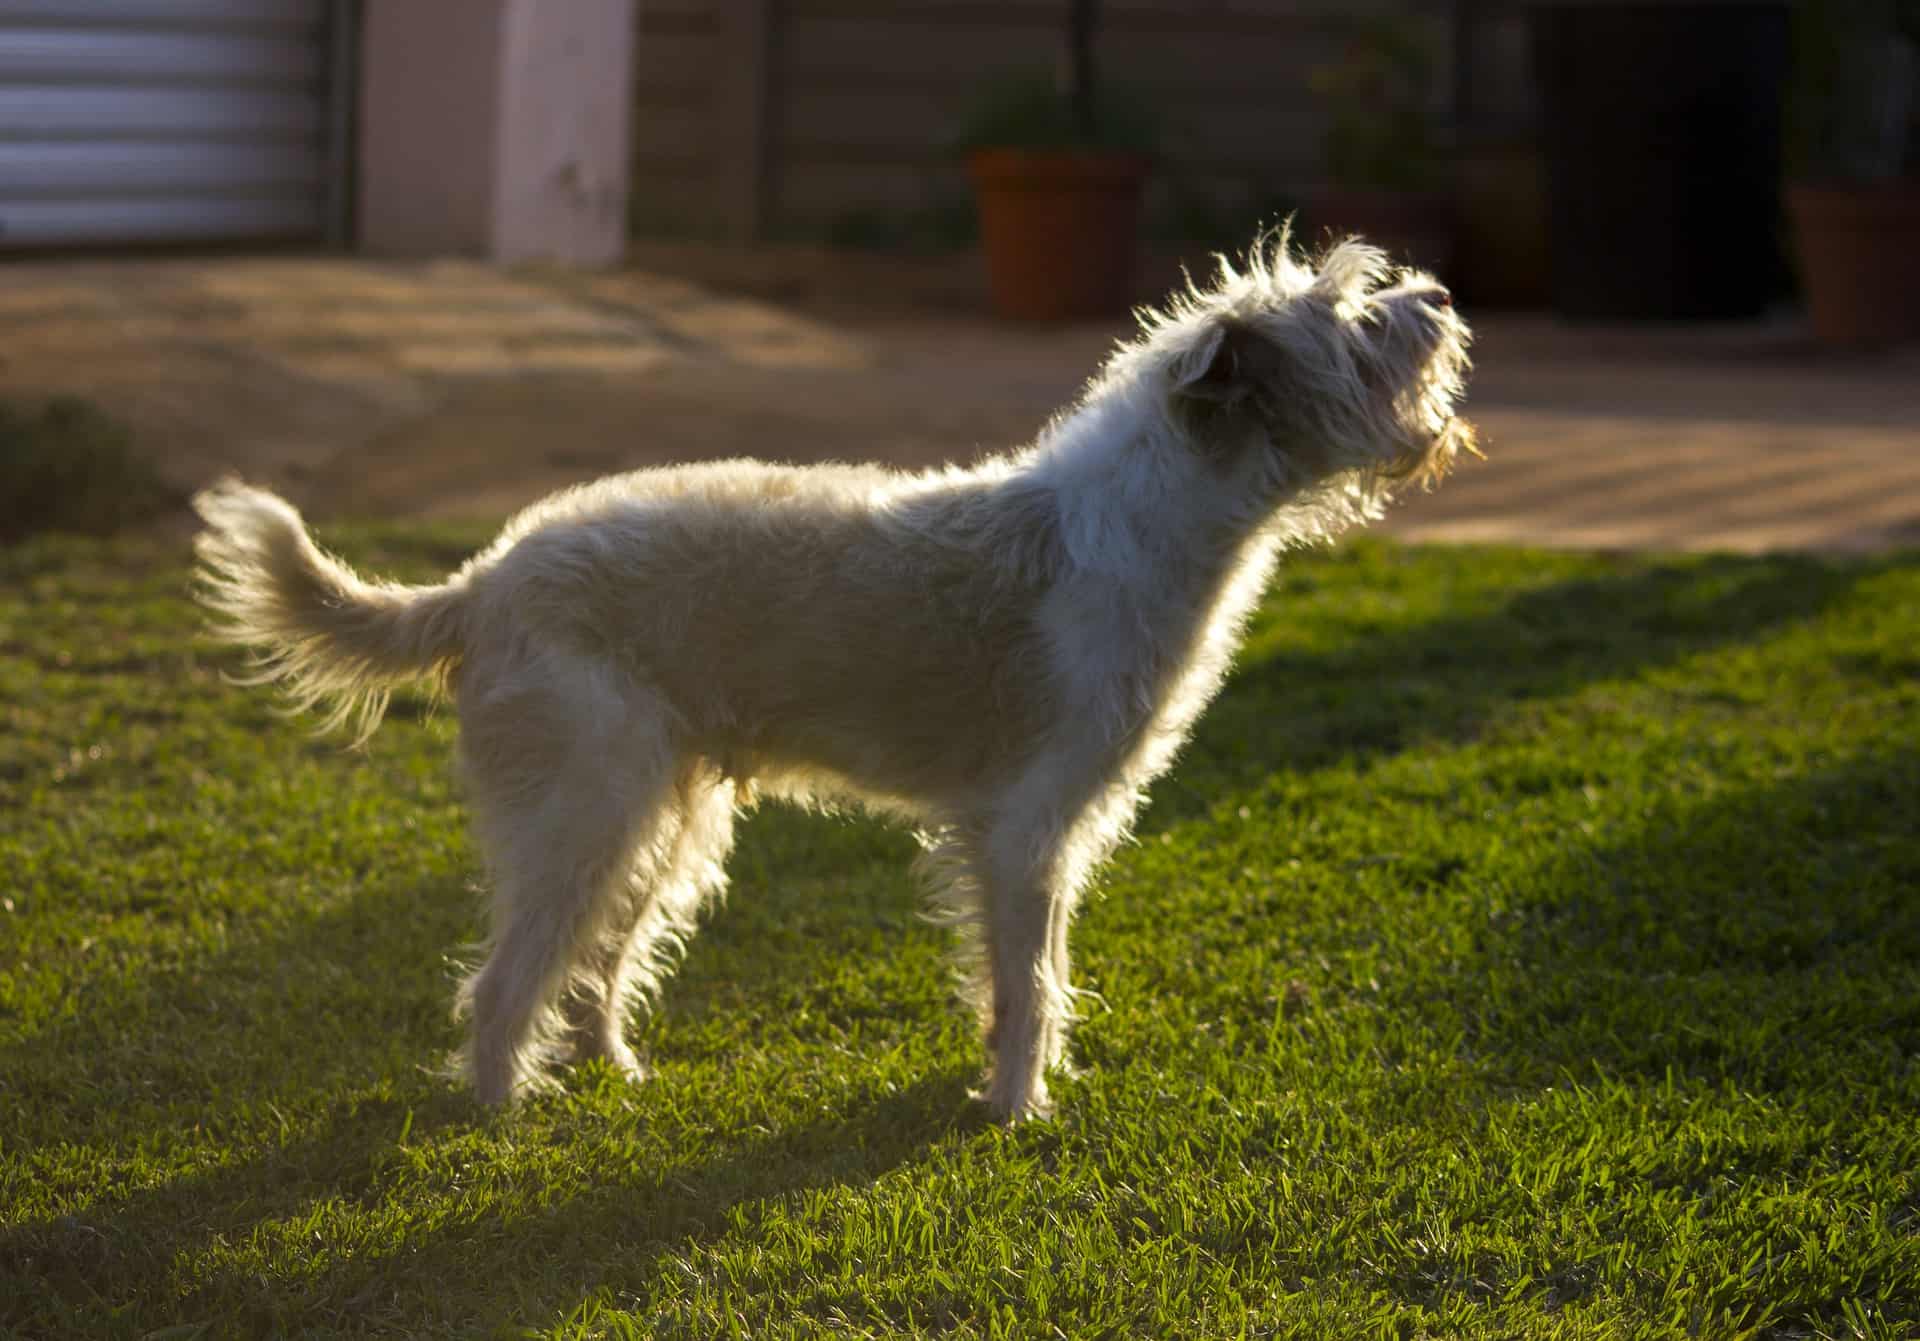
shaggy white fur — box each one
[193,231,1474,1121]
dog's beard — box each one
[1391,412,1477,490]
[1382,352,1477,489]
[1262,347,1472,497]
[1355,295,1476,490]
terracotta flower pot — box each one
[967,149,1147,321]
[1787,181,1920,347]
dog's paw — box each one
[568,1035,648,1084]
[468,1065,554,1109]
[975,1074,1055,1125]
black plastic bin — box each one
[1530,2,1791,320]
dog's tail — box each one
[192,479,471,743]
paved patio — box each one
[2,252,1916,552]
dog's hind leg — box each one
[566,766,736,1076]
[558,798,685,1080]
[455,660,682,1106]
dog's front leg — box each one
[968,813,1084,1122]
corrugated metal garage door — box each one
[0,0,349,248]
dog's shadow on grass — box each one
[1459,745,1920,1095]
[7,1065,981,1337]
[2,803,978,1336]
[1170,547,1918,1100]
[1166,548,1881,813]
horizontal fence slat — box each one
[0,0,323,30]
[0,192,321,244]
[0,85,322,138]
[630,102,712,160]
[632,30,715,101]
[0,139,321,194]
[774,160,966,222]
[628,172,723,235]
[0,28,322,84]
[635,4,718,37]
[775,89,1327,170]
[785,16,1351,93]
[782,0,1344,32]
[786,16,1066,82]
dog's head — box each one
[1131,228,1476,502]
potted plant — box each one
[1786,0,1920,345]
[960,0,1155,321]
[1305,16,1454,275]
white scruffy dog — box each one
[193,232,1473,1122]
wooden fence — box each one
[629,1,1484,244]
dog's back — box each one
[460,457,1066,806]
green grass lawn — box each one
[2,528,1917,1339]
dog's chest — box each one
[1045,533,1277,779]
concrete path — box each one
[2,254,1915,552]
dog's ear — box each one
[1170,319,1272,410]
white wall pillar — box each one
[357,0,635,265]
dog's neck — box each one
[1019,383,1289,781]
[1029,381,1303,602]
